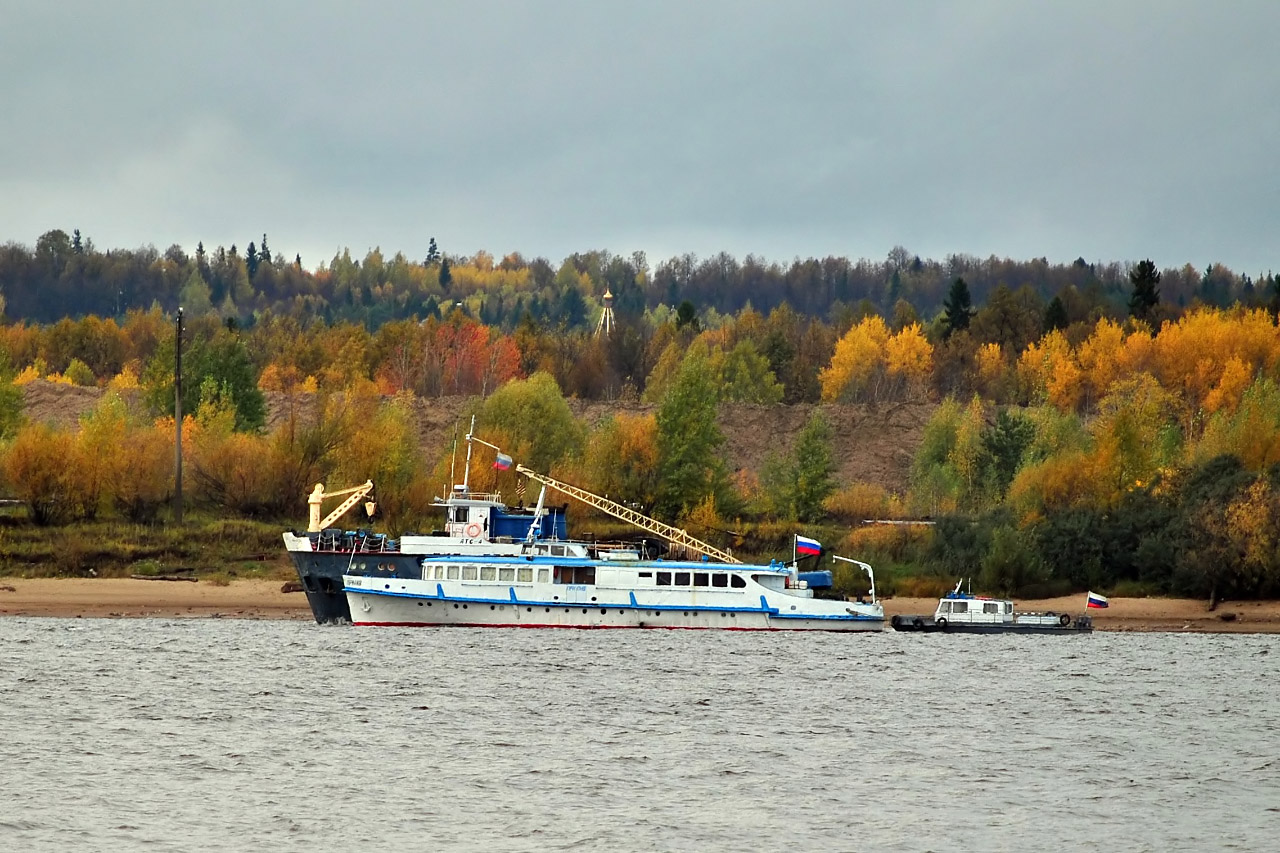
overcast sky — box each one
[2,1,1276,276]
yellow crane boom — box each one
[307,480,375,532]
[514,465,740,564]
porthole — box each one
[582,608,588,614]
[462,604,468,609]
[526,607,532,612]
[600,608,606,614]
[418,602,423,607]
[490,605,495,610]
[453,603,459,609]
[591,596,597,602]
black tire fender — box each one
[1060,613,1072,627]
[891,615,902,629]
[935,616,948,629]
[912,617,924,629]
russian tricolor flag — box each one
[796,535,822,556]
[1087,591,1109,609]
[493,452,512,471]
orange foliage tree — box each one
[2,422,75,525]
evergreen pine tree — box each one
[245,242,259,280]
[439,256,452,292]
[1128,259,1161,322]
[1043,295,1069,333]
[942,277,974,338]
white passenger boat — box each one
[344,549,885,631]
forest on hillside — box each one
[1,230,1279,604]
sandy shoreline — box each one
[2,577,1280,632]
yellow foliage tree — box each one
[1091,373,1177,500]
[1203,356,1253,416]
[13,361,44,385]
[1076,318,1126,408]
[1193,378,1280,471]
[582,412,660,513]
[947,396,988,507]
[884,323,933,389]
[112,421,174,522]
[820,315,889,401]
[1225,479,1279,583]
[67,393,130,519]
[2,422,74,524]
[1008,449,1108,518]
[1048,360,1083,413]
[108,364,142,391]
[975,342,1006,398]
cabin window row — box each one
[424,564,544,583]
[652,571,746,589]
[939,600,1011,615]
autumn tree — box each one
[718,339,783,403]
[329,392,433,534]
[112,420,174,522]
[883,322,933,396]
[655,347,726,520]
[66,393,131,519]
[1091,374,1180,500]
[143,323,265,432]
[2,422,74,525]
[581,412,661,513]
[479,371,582,475]
[820,315,888,401]
[970,284,1043,354]
[908,397,963,516]
[761,409,836,521]
[0,355,23,439]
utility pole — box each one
[174,307,184,524]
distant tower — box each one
[595,288,615,337]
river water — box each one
[1,619,1276,852]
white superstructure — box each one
[344,552,884,632]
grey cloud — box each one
[1,1,1276,275]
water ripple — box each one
[0,620,1277,851]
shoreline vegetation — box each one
[2,577,1279,632]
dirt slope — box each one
[24,381,934,495]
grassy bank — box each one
[0,512,294,582]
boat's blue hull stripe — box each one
[344,585,881,621]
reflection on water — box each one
[1,619,1276,852]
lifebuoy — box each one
[465,522,483,538]
[1059,613,1071,627]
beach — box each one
[2,577,1279,631]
